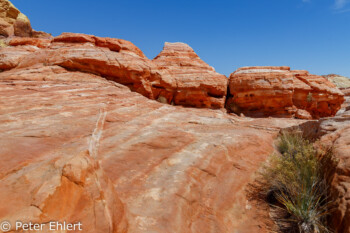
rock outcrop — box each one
[0,0,31,37]
[1,2,349,232]
[153,42,228,108]
[0,0,51,39]
[0,64,305,232]
[0,150,128,233]
[287,110,350,233]
[227,66,344,119]
[324,74,350,90]
[0,34,227,109]
[315,115,350,233]
[324,74,350,112]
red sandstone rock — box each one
[52,33,146,58]
[31,30,53,39]
[312,115,350,233]
[0,67,305,232]
[295,109,312,120]
[2,33,227,109]
[52,32,95,44]
[153,42,228,108]
[47,41,170,99]
[9,37,51,48]
[0,45,38,70]
[227,66,344,119]
[93,36,146,58]
[0,148,128,233]
[1,2,349,233]
[343,88,350,96]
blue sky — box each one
[12,0,350,77]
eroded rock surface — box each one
[289,110,350,233]
[1,2,348,231]
[0,33,227,109]
[317,115,350,233]
[324,74,350,113]
[227,66,344,119]
[0,0,51,40]
[0,0,31,37]
[153,42,228,108]
[0,68,304,232]
[325,74,350,90]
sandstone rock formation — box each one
[0,64,306,232]
[324,74,350,112]
[286,109,350,233]
[325,74,350,90]
[0,0,31,37]
[0,150,128,233]
[227,66,344,119]
[0,33,227,109]
[2,2,350,232]
[0,0,52,40]
[311,116,350,233]
[320,117,350,233]
[153,42,228,108]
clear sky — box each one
[12,0,350,77]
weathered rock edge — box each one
[1,34,345,118]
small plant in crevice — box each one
[307,92,313,103]
[258,130,337,233]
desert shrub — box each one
[260,130,337,233]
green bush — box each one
[260,131,337,233]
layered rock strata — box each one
[153,42,228,108]
[324,74,350,112]
[0,67,305,232]
[227,66,344,119]
[0,33,228,109]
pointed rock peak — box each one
[163,42,195,52]
[153,42,200,60]
[152,41,227,109]
[153,41,219,74]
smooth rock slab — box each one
[0,70,303,232]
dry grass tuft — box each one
[258,130,337,233]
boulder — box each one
[227,66,344,119]
[153,42,228,108]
